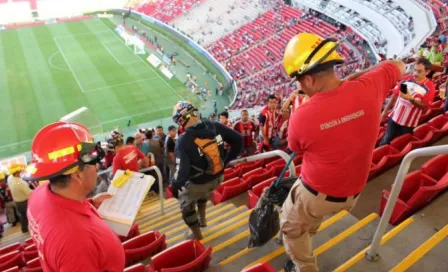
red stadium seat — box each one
[26,257,41,268]
[243,167,275,188]
[265,159,286,175]
[224,167,239,180]
[2,266,20,272]
[119,223,141,242]
[428,114,448,142]
[236,160,264,174]
[147,240,212,272]
[412,124,435,148]
[390,133,414,154]
[212,177,249,204]
[0,250,25,271]
[421,155,448,181]
[0,242,21,256]
[22,250,38,263]
[123,231,167,267]
[124,263,146,272]
[377,127,386,145]
[22,238,34,248]
[242,262,277,272]
[380,169,448,225]
[418,108,433,124]
[369,145,400,180]
[247,177,277,209]
[22,267,43,272]
[283,165,302,178]
[429,100,444,118]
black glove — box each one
[171,183,181,199]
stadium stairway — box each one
[131,188,448,271]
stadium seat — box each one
[377,127,386,145]
[147,240,212,272]
[212,177,249,204]
[247,177,277,209]
[380,168,448,225]
[3,266,20,272]
[22,249,38,263]
[26,257,41,268]
[412,124,435,147]
[242,167,275,188]
[421,155,448,181]
[224,167,240,181]
[418,108,433,124]
[242,262,277,272]
[166,185,173,199]
[0,250,25,271]
[22,267,43,272]
[124,263,146,272]
[22,238,34,248]
[429,100,444,118]
[0,242,21,256]
[369,145,402,179]
[428,114,448,142]
[123,231,167,267]
[119,223,141,243]
[236,160,264,174]
[390,133,414,154]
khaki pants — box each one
[280,179,360,272]
[5,201,17,224]
[178,176,222,227]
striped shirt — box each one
[389,76,435,128]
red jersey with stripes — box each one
[291,95,306,113]
[277,115,289,140]
[389,75,435,127]
[233,120,257,147]
[258,106,278,139]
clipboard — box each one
[97,170,155,236]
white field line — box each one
[97,18,184,100]
[101,106,173,124]
[53,38,86,93]
[84,76,159,93]
[52,30,110,40]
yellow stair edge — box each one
[219,210,349,266]
[136,199,178,220]
[390,223,448,272]
[166,206,249,244]
[140,203,234,232]
[242,212,376,269]
[334,217,414,272]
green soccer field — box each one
[0,18,200,159]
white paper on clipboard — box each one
[97,170,154,235]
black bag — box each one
[248,188,280,248]
[268,177,297,206]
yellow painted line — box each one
[279,270,285,272]
[334,217,414,272]
[201,217,249,244]
[390,224,448,272]
[220,210,349,267]
[314,213,378,255]
[139,205,183,228]
[165,206,249,244]
[136,199,178,219]
[214,230,250,254]
[141,198,174,209]
[141,204,234,232]
[138,201,220,231]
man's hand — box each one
[289,89,299,100]
[91,193,113,209]
[399,91,413,101]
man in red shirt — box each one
[379,57,435,146]
[108,130,149,174]
[22,121,125,272]
[282,83,310,114]
[258,94,280,151]
[282,33,405,272]
[277,107,290,149]
[233,109,258,156]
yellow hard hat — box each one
[8,163,25,175]
[283,33,345,78]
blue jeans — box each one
[379,119,414,146]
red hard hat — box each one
[22,121,103,181]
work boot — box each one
[184,225,203,240]
[284,259,298,272]
[198,205,207,227]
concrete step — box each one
[348,192,448,272]
[215,210,378,272]
[407,238,448,272]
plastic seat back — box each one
[247,177,277,209]
[0,251,25,271]
[26,257,41,268]
[0,242,21,256]
[123,231,167,267]
[151,240,211,272]
[3,266,20,272]
[212,178,248,204]
[412,124,434,147]
[119,223,141,242]
[390,134,413,153]
[243,168,273,188]
[421,154,448,181]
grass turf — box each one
[0,18,199,159]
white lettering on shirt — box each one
[320,110,365,130]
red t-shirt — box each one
[27,184,125,272]
[233,120,257,147]
[288,63,402,197]
[112,145,146,174]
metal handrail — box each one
[366,145,448,260]
[97,165,165,215]
[228,150,296,177]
